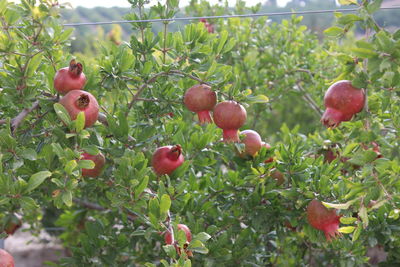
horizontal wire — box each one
[2,6,400,29]
[62,6,400,27]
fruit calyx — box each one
[307,199,341,241]
[68,59,83,77]
[167,145,182,161]
[76,94,90,109]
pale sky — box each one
[59,0,292,8]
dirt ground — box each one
[3,226,67,267]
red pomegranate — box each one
[200,18,214,33]
[271,169,284,186]
[81,152,105,178]
[0,249,14,267]
[213,101,247,142]
[59,90,99,128]
[164,224,192,245]
[261,142,274,163]
[238,130,262,157]
[54,59,86,95]
[183,84,217,124]
[3,215,21,236]
[307,199,341,241]
[152,145,184,176]
[321,80,365,128]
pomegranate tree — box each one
[0,249,14,267]
[321,80,365,128]
[183,84,217,124]
[54,59,87,95]
[81,152,105,178]
[238,130,262,157]
[152,145,184,176]
[59,90,99,128]
[213,101,247,142]
[307,199,341,241]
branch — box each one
[169,70,211,86]
[73,198,138,221]
[296,82,323,116]
[10,100,40,133]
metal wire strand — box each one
[2,6,400,28]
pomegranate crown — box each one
[69,59,83,76]
[168,145,182,160]
[76,94,90,109]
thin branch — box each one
[10,100,40,132]
[296,81,323,116]
[73,198,138,221]
[169,70,211,86]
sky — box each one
[59,0,292,9]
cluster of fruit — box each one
[54,60,105,178]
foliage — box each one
[0,0,399,266]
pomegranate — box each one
[0,249,14,267]
[200,18,214,33]
[261,142,274,163]
[81,152,105,178]
[3,215,21,236]
[238,130,262,157]
[183,84,217,124]
[307,199,341,241]
[271,169,284,186]
[321,80,365,128]
[213,101,247,142]
[152,145,184,176]
[164,224,192,245]
[54,59,87,95]
[59,90,99,128]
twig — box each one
[296,81,323,116]
[10,100,40,133]
[73,198,138,221]
[169,70,211,86]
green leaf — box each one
[246,94,269,104]
[322,198,358,210]
[338,0,358,5]
[216,30,228,54]
[22,148,37,161]
[26,171,51,193]
[358,206,369,228]
[162,244,177,258]
[62,191,73,207]
[78,160,95,169]
[56,28,73,43]
[160,194,171,215]
[324,26,344,37]
[340,217,358,224]
[337,14,362,25]
[347,150,378,166]
[54,103,71,125]
[366,0,383,14]
[20,196,38,210]
[135,176,149,200]
[351,47,378,58]
[338,226,356,234]
[352,225,362,242]
[64,160,78,175]
[149,197,160,219]
[75,111,85,133]
[194,232,211,242]
[25,52,42,77]
[188,239,209,254]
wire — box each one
[3,6,400,29]
[61,6,400,27]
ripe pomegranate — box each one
[183,84,217,124]
[321,80,365,128]
[3,215,21,236]
[213,101,247,142]
[238,130,262,157]
[59,90,99,128]
[164,224,192,245]
[200,18,214,33]
[54,59,86,95]
[261,142,274,163]
[152,145,184,176]
[271,169,284,186]
[81,152,105,178]
[0,249,14,267]
[307,199,341,241]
